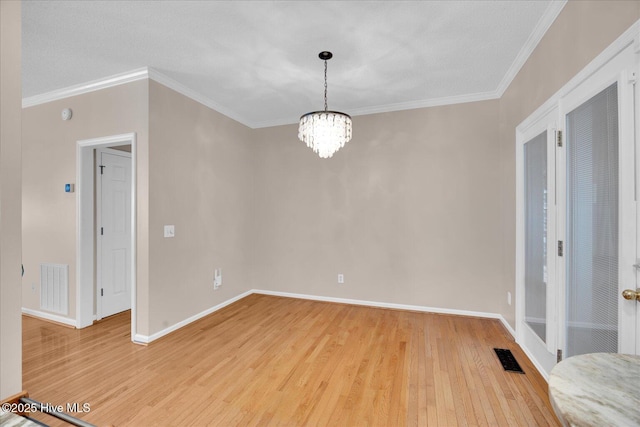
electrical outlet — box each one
[338,274,344,284]
[507,291,512,306]
[31,283,36,292]
[214,268,222,290]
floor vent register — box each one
[493,348,525,373]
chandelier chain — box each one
[324,60,328,111]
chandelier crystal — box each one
[298,51,352,159]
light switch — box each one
[164,225,175,238]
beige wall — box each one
[497,0,640,327]
[147,81,254,335]
[252,101,504,313]
[18,1,640,344]
[21,79,255,338]
[22,81,149,330]
[0,0,23,398]
[251,1,640,327]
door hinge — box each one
[101,288,104,297]
[556,130,563,147]
[101,227,104,236]
[99,165,105,175]
[558,240,564,257]
[557,349,563,363]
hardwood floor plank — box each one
[22,294,560,426]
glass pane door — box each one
[565,83,619,357]
[517,40,638,377]
[524,131,548,342]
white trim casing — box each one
[515,19,640,378]
[131,136,138,342]
[76,133,137,344]
[516,112,559,377]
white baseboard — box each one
[516,337,550,381]
[252,289,516,338]
[128,288,518,345]
[25,289,529,376]
[132,334,149,345]
[133,290,254,344]
[22,308,77,328]
[498,317,517,339]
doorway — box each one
[96,148,132,319]
[516,38,640,378]
[77,133,137,341]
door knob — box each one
[622,288,640,301]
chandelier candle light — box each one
[298,51,352,159]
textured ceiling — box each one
[22,1,565,128]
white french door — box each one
[517,40,640,378]
[517,111,560,375]
[558,45,638,359]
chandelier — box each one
[298,51,352,159]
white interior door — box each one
[517,41,640,378]
[97,148,132,319]
[517,110,559,376]
[558,44,638,358]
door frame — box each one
[515,20,640,378]
[96,147,132,321]
[515,109,559,379]
[556,55,638,357]
[76,133,137,342]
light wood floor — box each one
[23,294,559,426]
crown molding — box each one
[495,0,567,97]
[517,18,640,134]
[251,90,501,129]
[347,90,500,118]
[16,69,509,129]
[146,69,252,127]
[21,66,256,127]
[20,67,501,129]
[22,67,150,108]
[21,0,568,129]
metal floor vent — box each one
[493,348,525,374]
